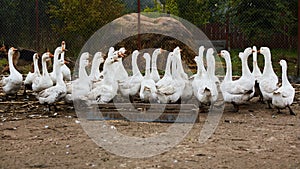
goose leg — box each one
[277,108,282,114]
[287,105,296,116]
[266,100,272,109]
[231,102,239,112]
[23,86,27,95]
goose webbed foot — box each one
[23,87,27,96]
[287,105,296,116]
[276,108,283,114]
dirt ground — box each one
[0,85,300,169]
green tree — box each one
[48,0,125,56]
[234,0,296,42]
[176,0,210,26]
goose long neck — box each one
[171,57,177,77]
[196,56,206,77]
[242,54,251,76]
[53,49,60,73]
[262,52,275,75]
[102,60,116,83]
[207,55,215,77]
[145,56,151,78]
[165,54,172,75]
[8,52,17,74]
[79,61,88,79]
[90,57,101,76]
[42,58,49,76]
[281,64,289,86]
[55,65,64,86]
[152,53,158,70]
[224,55,232,81]
[60,52,65,60]
[132,54,141,76]
[33,56,40,74]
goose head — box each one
[143,52,151,60]
[8,47,18,56]
[243,47,253,57]
[153,48,162,56]
[61,41,67,51]
[257,47,270,56]
[117,47,126,57]
[219,50,230,59]
[94,52,104,63]
[42,52,53,61]
[279,59,287,68]
[238,52,243,59]
[80,52,90,67]
[132,50,139,58]
[206,48,214,56]
[33,53,39,60]
[198,46,205,55]
[173,46,181,56]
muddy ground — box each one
[0,85,300,169]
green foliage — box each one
[176,0,210,26]
[234,0,296,42]
[48,0,125,57]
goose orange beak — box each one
[49,52,54,58]
[257,50,261,53]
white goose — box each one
[88,48,119,103]
[118,50,143,98]
[192,47,218,105]
[258,47,278,108]
[206,48,220,84]
[37,59,67,106]
[219,50,254,111]
[252,46,263,101]
[252,46,262,80]
[114,47,128,82]
[169,51,186,103]
[89,52,104,82]
[65,52,91,102]
[156,52,175,103]
[32,52,54,92]
[24,53,41,94]
[272,60,296,115]
[150,48,162,82]
[173,46,193,101]
[140,53,158,102]
[0,47,23,96]
[60,41,71,81]
[49,44,65,84]
[236,47,255,98]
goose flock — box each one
[0,42,296,115]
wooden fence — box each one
[200,23,297,49]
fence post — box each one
[298,0,300,77]
[137,0,141,50]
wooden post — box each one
[138,0,141,50]
[297,0,300,76]
[35,0,39,50]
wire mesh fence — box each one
[0,0,298,75]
